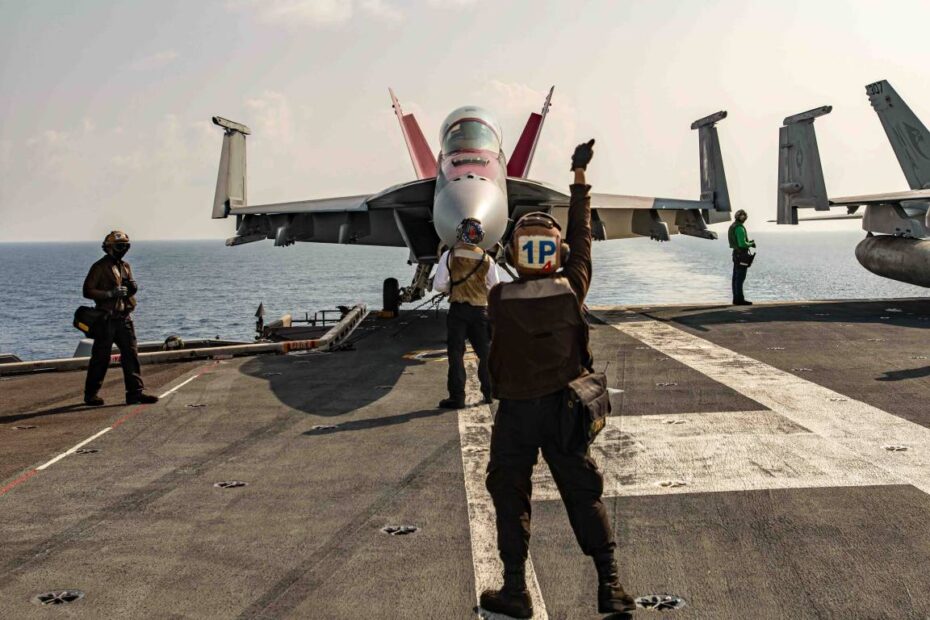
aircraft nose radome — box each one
[434,178,508,250]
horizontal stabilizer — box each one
[390,89,437,180]
[507,86,554,178]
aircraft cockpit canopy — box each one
[439,106,502,155]
[442,120,500,154]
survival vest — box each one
[448,243,491,307]
[487,276,592,400]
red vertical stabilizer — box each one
[507,86,554,178]
[390,88,437,180]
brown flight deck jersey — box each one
[448,243,492,307]
[488,184,594,400]
[83,255,137,315]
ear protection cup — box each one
[560,242,570,264]
[503,243,514,267]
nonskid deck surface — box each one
[1,300,929,619]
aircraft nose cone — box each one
[434,178,508,250]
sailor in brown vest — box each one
[433,218,500,409]
[479,141,635,617]
[82,231,159,407]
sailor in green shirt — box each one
[727,209,755,305]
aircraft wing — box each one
[230,195,369,216]
[506,178,718,242]
[224,178,439,258]
[827,190,930,206]
[776,97,930,236]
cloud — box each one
[245,91,295,145]
[478,80,576,182]
[229,0,403,27]
[360,0,403,23]
[426,0,480,6]
[130,50,180,71]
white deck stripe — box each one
[33,371,203,474]
[598,314,930,495]
[159,374,201,398]
[459,363,548,619]
[36,428,112,470]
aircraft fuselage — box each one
[432,106,509,250]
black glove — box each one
[107,286,129,299]
[125,279,138,296]
[570,139,596,171]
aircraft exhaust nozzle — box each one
[855,235,930,288]
[433,178,508,250]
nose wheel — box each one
[383,278,400,314]
[383,263,434,313]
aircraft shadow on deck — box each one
[639,299,930,332]
[237,313,448,418]
[877,365,930,382]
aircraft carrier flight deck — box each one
[2,298,930,619]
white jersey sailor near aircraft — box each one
[432,218,501,409]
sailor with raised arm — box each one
[480,140,635,617]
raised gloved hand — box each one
[107,286,129,299]
[570,139,596,171]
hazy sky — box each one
[2,0,930,241]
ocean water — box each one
[0,230,925,361]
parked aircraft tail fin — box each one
[212,116,251,219]
[776,106,833,225]
[507,86,554,178]
[389,89,437,180]
[867,80,930,190]
[691,111,731,224]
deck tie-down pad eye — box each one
[636,594,687,610]
[214,480,248,489]
[382,525,418,536]
[32,590,85,606]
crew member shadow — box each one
[1,402,123,425]
[302,407,453,436]
[876,365,930,381]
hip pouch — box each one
[562,372,611,450]
[734,249,755,268]
[73,306,107,338]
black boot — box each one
[595,555,636,614]
[84,394,104,407]
[479,565,533,619]
[126,392,159,405]
[438,397,466,409]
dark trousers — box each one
[84,314,144,398]
[447,302,491,400]
[732,256,748,302]
[486,392,615,567]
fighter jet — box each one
[776,80,930,288]
[212,88,732,309]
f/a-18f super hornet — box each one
[212,88,732,308]
[777,79,930,288]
